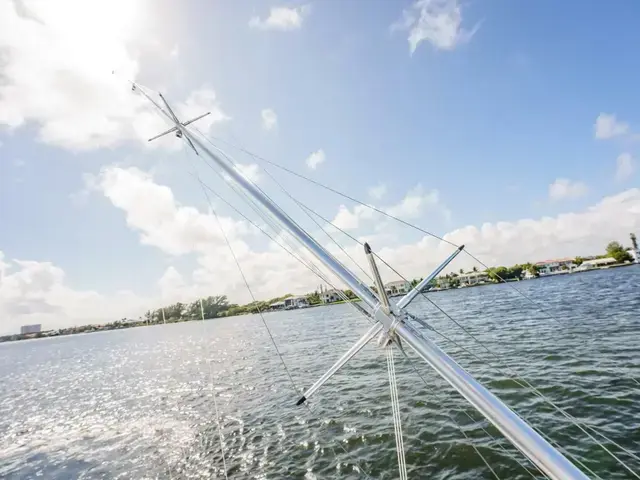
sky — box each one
[1,0,639,334]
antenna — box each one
[135,84,211,155]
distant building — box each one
[458,271,489,285]
[577,257,617,270]
[20,324,41,334]
[534,258,575,275]
[269,301,285,311]
[284,295,310,309]
[321,289,342,303]
[384,280,411,296]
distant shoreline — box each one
[2,262,636,344]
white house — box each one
[577,257,617,270]
[321,289,342,303]
[458,271,489,286]
[534,258,575,275]
[384,280,411,296]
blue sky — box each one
[1,0,639,333]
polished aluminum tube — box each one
[396,244,464,310]
[394,322,589,480]
[297,323,383,405]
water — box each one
[1,267,639,479]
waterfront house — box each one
[269,301,285,311]
[576,257,617,271]
[384,280,411,296]
[534,258,575,275]
[321,289,342,303]
[284,295,310,309]
[458,271,489,286]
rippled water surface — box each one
[1,267,639,479]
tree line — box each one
[142,237,637,324]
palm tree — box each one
[459,268,464,274]
[472,266,478,272]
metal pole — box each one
[396,245,464,310]
[394,322,589,480]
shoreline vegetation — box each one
[2,240,638,344]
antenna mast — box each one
[135,84,590,480]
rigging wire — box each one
[199,297,230,480]
[386,345,409,480]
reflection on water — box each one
[1,267,639,479]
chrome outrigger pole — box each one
[137,86,590,480]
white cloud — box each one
[0,0,227,151]
[594,113,629,140]
[392,0,479,54]
[331,184,448,230]
[12,159,25,168]
[169,45,179,58]
[385,185,446,219]
[95,166,250,256]
[0,252,150,335]
[368,183,387,200]
[332,204,376,230]
[261,108,278,131]
[234,163,262,183]
[249,6,309,31]
[548,178,588,201]
[615,153,636,181]
[305,149,325,170]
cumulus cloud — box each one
[332,204,376,230]
[331,185,448,231]
[305,149,325,170]
[95,166,251,256]
[234,163,262,183]
[368,183,387,200]
[392,0,479,54]
[0,0,227,151]
[385,185,448,219]
[615,153,636,181]
[548,178,588,201]
[594,113,629,140]
[0,252,150,335]
[261,108,278,130]
[249,6,309,31]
